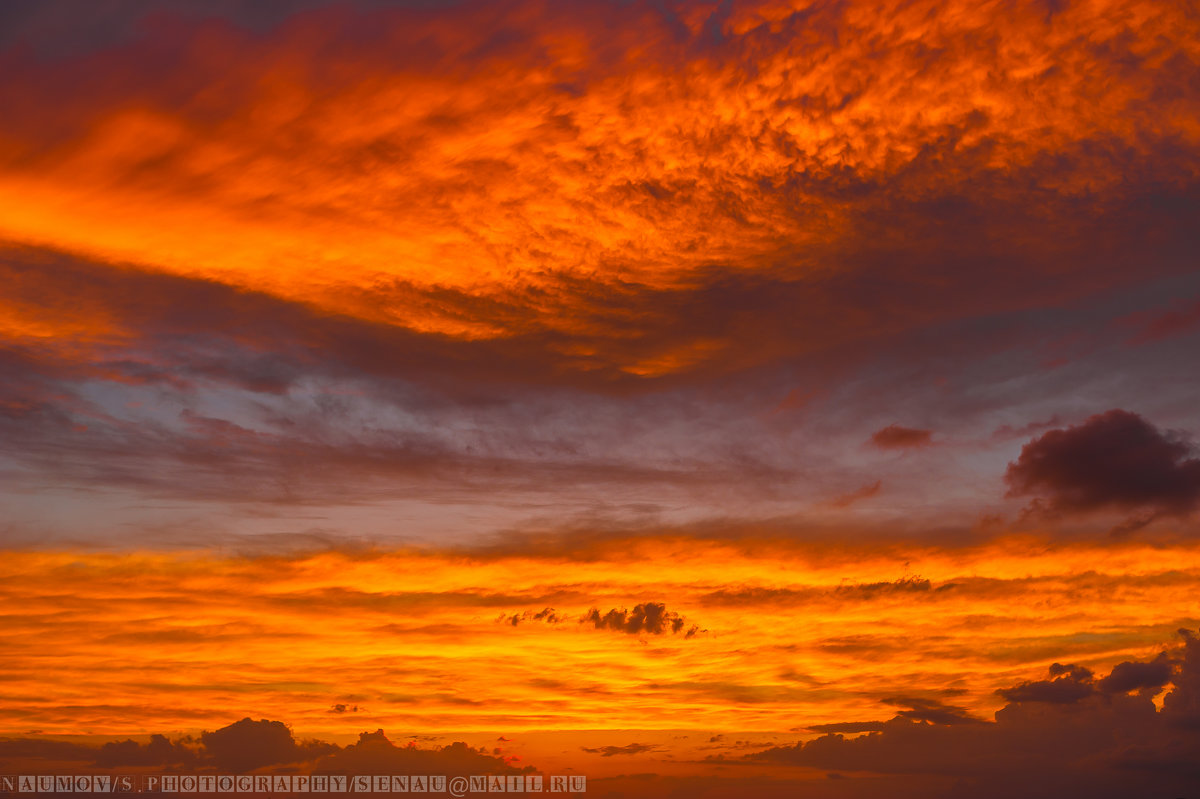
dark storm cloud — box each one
[1005,410,1200,517]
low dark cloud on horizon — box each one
[747,629,1200,798]
[3,629,1199,797]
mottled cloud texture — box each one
[0,0,1196,545]
[1,0,1199,795]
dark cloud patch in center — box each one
[582,602,700,637]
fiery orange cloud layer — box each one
[1,537,1197,740]
[2,2,1200,795]
[1,0,1198,369]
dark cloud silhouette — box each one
[841,576,933,597]
[1097,654,1174,696]
[498,607,566,626]
[870,425,933,450]
[199,718,335,773]
[500,604,702,635]
[883,697,983,726]
[1005,410,1200,518]
[94,734,198,767]
[0,720,520,781]
[311,729,524,776]
[582,602,698,636]
[701,575,935,608]
[805,721,888,734]
[995,663,1096,704]
[1162,629,1200,731]
[748,630,1200,798]
[581,742,658,757]
[0,738,96,762]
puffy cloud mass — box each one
[1005,410,1200,518]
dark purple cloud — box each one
[94,734,198,767]
[0,720,516,779]
[1097,654,1174,696]
[883,697,983,726]
[995,663,1096,704]
[199,718,335,773]
[311,730,522,776]
[1005,410,1200,518]
[805,721,888,734]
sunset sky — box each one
[2,0,1199,796]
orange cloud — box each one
[1,3,1198,793]
[0,0,1197,375]
[2,537,1199,739]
